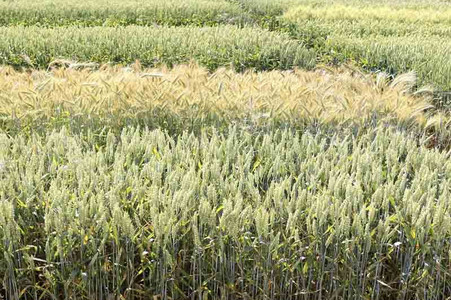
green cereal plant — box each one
[282,3,451,94]
[0,0,248,27]
[323,35,451,90]
[232,0,302,17]
[0,126,451,299]
[0,25,315,71]
[286,4,451,24]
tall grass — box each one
[232,0,301,18]
[282,3,451,93]
[286,4,451,24]
[1,1,451,299]
[1,126,451,299]
[0,64,434,135]
[0,0,248,27]
[0,25,315,71]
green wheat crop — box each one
[283,3,451,92]
[1,126,450,299]
[0,0,248,27]
[0,25,315,72]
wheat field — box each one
[2,127,451,299]
[282,2,451,92]
[0,64,433,129]
[1,0,451,299]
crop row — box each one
[0,25,315,71]
[1,127,451,299]
[3,0,445,28]
[0,0,305,28]
[0,0,248,27]
[287,4,451,24]
[283,4,451,92]
[1,0,450,95]
[0,64,436,136]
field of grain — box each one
[0,0,247,26]
[1,0,451,299]
[282,2,451,93]
[0,65,433,132]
